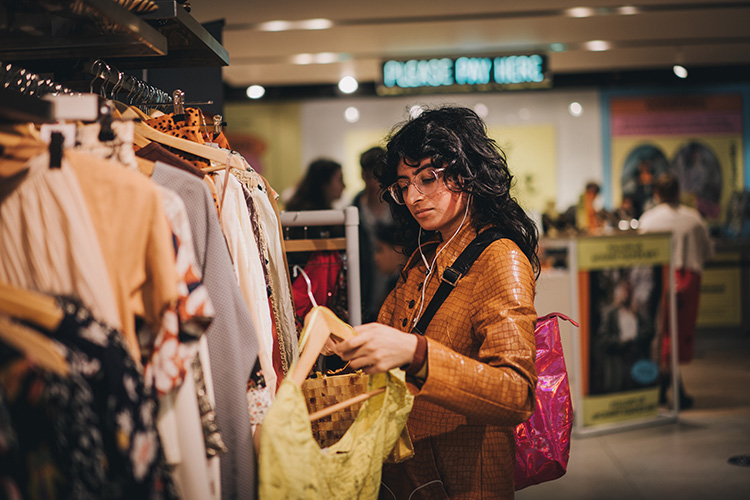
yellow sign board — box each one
[578,234,671,271]
[697,264,743,327]
[583,388,660,427]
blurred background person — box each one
[351,146,394,322]
[285,157,345,215]
[371,221,406,309]
[576,181,605,233]
[284,158,347,309]
[638,171,714,409]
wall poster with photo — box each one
[606,91,745,226]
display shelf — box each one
[0,0,167,61]
[139,1,229,68]
[0,0,227,69]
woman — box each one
[333,106,540,499]
[284,158,346,243]
[285,158,346,213]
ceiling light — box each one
[409,105,424,119]
[258,20,291,32]
[338,76,358,94]
[565,7,595,18]
[473,103,489,118]
[584,40,612,52]
[568,102,583,117]
[315,52,339,64]
[246,85,265,99]
[344,106,360,123]
[298,18,333,30]
[292,53,314,65]
[673,65,688,78]
[617,5,640,15]
[549,42,567,53]
[258,18,333,32]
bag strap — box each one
[412,228,504,335]
[536,312,579,327]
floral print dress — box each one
[0,298,177,500]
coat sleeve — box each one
[414,241,537,426]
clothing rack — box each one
[1,61,74,97]
[86,59,172,108]
[86,59,213,112]
[280,207,362,326]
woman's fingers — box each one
[332,323,418,373]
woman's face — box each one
[325,168,346,204]
[396,157,469,240]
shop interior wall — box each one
[224,88,603,216]
[224,100,302,200]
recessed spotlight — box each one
[246,85,265,99]
[315,52,339,64]
[298,18,333,30]
[338,76,358,94]
[344,106,360,123]
[258,18,333,31]
[549,42,567,53]
[565,7,595,18]
[618,5,640,15]
[673,64,688,78]
[473,103,489,118]
[584,40,612,52]
[409,105,424,119]
[569,102,583,117]
[258,20,291,32]
[292,53,314,65]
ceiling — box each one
[188,0,750,93]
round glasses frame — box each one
[387,168,446,205]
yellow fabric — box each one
[259,369,413,500]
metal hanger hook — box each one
[292,265,318,307]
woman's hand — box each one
[333,323,418,374]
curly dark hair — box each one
[377,106,540,278]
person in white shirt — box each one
[638,171,714,409]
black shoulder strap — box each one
[412,228,504,335]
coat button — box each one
[408,300,416,308]
[402,318,408,327]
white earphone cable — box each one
[412,195,471,328]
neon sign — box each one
[378,54,550,95]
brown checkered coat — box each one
[379,224,537,499]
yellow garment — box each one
[259,369,413,500]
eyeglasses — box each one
[387,168,445,205]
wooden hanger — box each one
[0,281,64,332]
[0,124,46,177]
[124,116,246,170]
[0,316,69,377]
[112,100,151,121]
[291,305,356,386]
[292,305,386,422]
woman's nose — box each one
[404,182,422,204]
